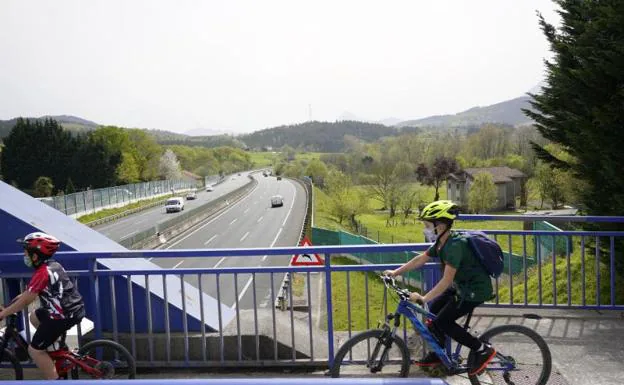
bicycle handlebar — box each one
[380,275,430,308]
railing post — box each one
[89,257,102,340]
[324,252,335,367]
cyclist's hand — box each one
[410,292,425,306]
[382,270,396,277]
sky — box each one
[0,1,561,134]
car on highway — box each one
[186,191,197,200]
[165,197,185,213]
[276,176,282,181]
[206,185,214,192]
[270,195,284,208]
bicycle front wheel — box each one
[329,329,411,378]
[469,324,551,385]
[71,340,136,380]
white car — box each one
[186,191,197,200]
[206,185,214,192]
[165,197,185,213]
[270,195,284,208]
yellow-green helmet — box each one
[419,200,460,222]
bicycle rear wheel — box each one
[469,324,551,385]
[0,348,24,380]
[329,329,411,378]
[71,340,136,380]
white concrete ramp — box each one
[0,181,235,333]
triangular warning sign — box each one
[290,236,325,266]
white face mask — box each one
[423,227,437,243]
[24,254,33,268]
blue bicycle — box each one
[329,276,552,385]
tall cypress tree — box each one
[524,1,624,217]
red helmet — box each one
[19,232,60,259]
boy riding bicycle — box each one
[0,232,85,380]
[384,200,496,376]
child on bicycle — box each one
[0,232,85,380]
[384,200,496,376]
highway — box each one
[94,171,307,310]
[94,173,252,242]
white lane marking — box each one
[229,219,237,226]
[281,184,297,227]
[244,208,250,214]
[240,231,249,242]
[239,226,283,306]
[204,234,218,245]
[163,184,259,249]
[173,260,184,269]
[234,277,255,308]
[262,227,283,261]
[119,231,137,240]
[147,258,153,261]
[257,216,263,223]
[271,228,282,247]
[213,257,227,269]
[134,219,146,225]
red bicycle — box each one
[0,314,136,380]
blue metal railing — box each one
[0,216,622,369]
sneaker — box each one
[468,344,496,376]
[414,351,442,367]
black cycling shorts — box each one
[30,308,81,351]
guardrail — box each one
[274,177,313,310]
[0,216,622,370]
[37,179,204,218]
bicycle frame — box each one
[392,298,515,375]
[393,299,467,372]
[0,315,106,378]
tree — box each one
[1,118,75,191]
[65,177,76,194]
[91,126,141,183]
[159,149,182,179]
[398,185,425,225]
[364,157,409,217]
[33,176,54,197]
[415,156,459,201]
[524,1,624,218]
[533,163,570,209]
[468,173,497,213]
[324,169,368,227]
[304,159,328,187]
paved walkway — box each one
[3,307,622,384]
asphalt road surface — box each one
[94,173,254,242]
[94,171,307,310]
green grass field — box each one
[497,238,624,306]
[323,256,422,331]
[314,183,624,331]
[248,151,326,168]
[76,195,169,224]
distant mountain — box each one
[396,96,534,128]
[337,111,403,127]
[183,128,232,136]
[0,115,100,138]
[379,117,402,126]
[239,120,398,152]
